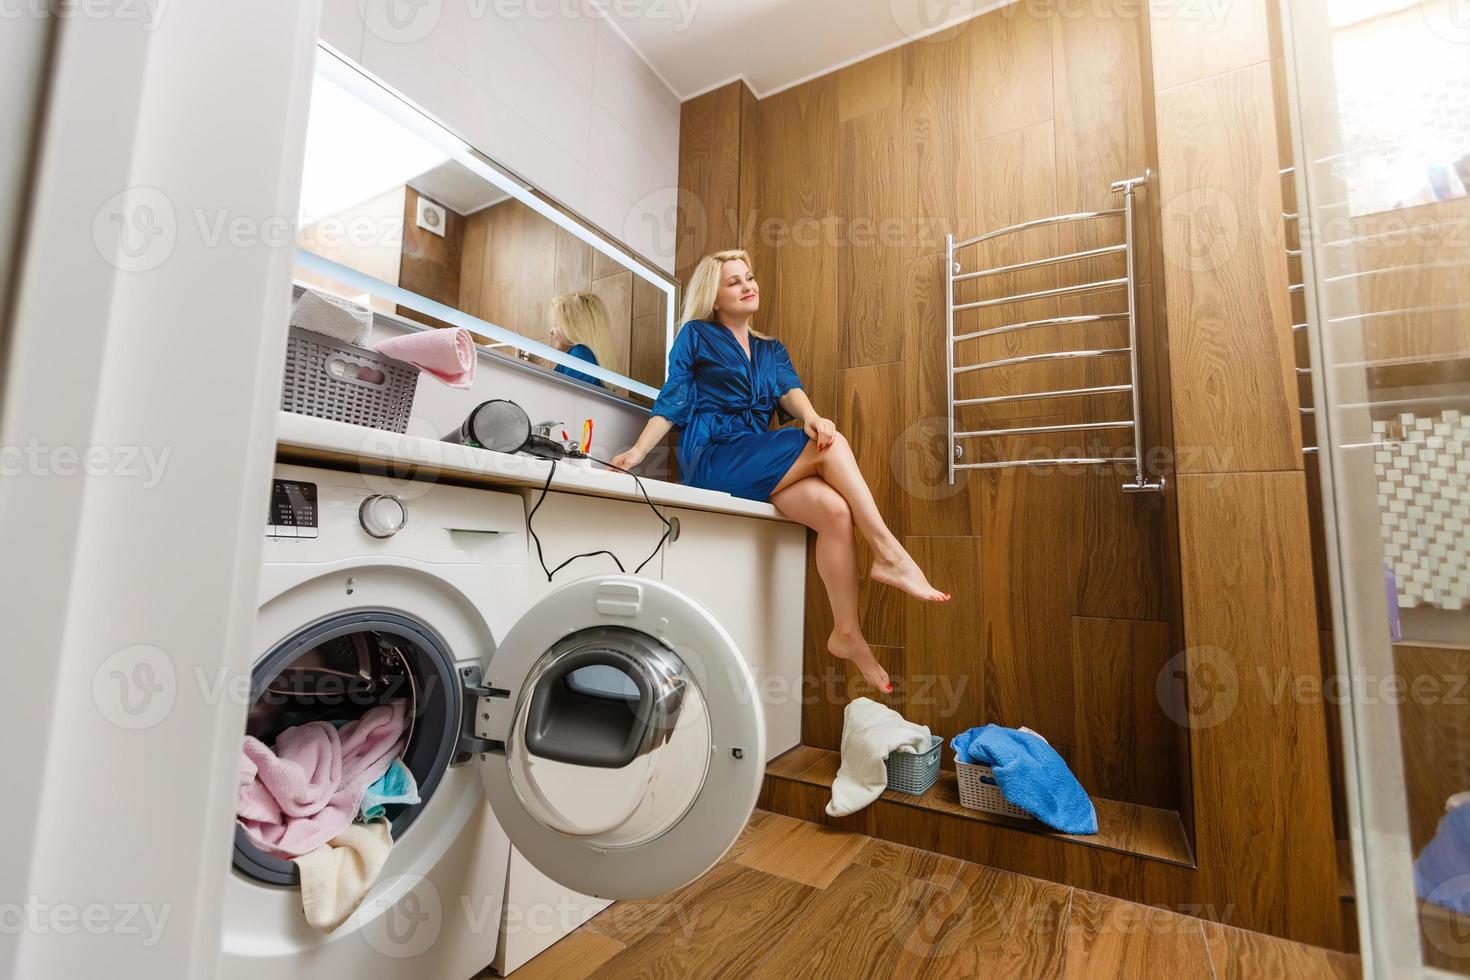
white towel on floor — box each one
[291,288,374,346]
[826,697,931,818]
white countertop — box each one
[275,411,792,522]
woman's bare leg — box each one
[770,476,891,692]
[772,433,949,602]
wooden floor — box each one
[504,810,1360,979]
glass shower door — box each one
[1279,0,1470,972]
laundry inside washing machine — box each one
[233,612,462,887]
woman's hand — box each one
[804,416,837,451]
[609,445,647,471]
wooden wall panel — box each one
[1149,0,1271,91]
[977,456,1080,759]
[398,186,463,320]
[904,537,985,769]
[837,105,904,368]
[1143,0,1345,944]
[675,81,744,281]
[588,270,633,378]
[901,23,978,257]
[838,362,906,647]
[901,246,975,535]
[629,277,666,389]
[958,120,1061,427]
[1072,616,1175,809]
[1396,643,1470,852]
[1154,63,1303,473]
[836,48,901,123]
[973,6,1054,140]
[1176,471,1340,945]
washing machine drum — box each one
[477,575,765,900]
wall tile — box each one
[594,28,682,172]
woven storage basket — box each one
[280,326,418,433]
[955,759,1037,821]
[884,735,943,795]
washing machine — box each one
[220,463,766,978]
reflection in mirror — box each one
[293,48,674,404]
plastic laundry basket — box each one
[884,735,942,795]
[280,326,418,433]
[955,759,1036,821]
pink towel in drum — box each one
[373,327,477,388]
[236,700,408,859]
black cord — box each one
[525,454,674,582]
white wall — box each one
[320,0,681,274]
[3,4,320,977]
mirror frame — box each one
[297,44,678,402]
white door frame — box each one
[0,3,319,977]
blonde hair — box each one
[680,249,771,339]
[550,291,614,366]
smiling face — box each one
[713,259,759,321]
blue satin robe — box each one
[651,319,810,500]
[554,343,604,388]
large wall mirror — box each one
[294,46,676,404]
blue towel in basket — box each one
[950,725,1097,835]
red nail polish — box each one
[884,683,893,693]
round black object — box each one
[444,399,532,454]
[232,611,461,888]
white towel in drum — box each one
[826,697,931,818]
[291,288,374,346]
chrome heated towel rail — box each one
[945,171,1164,493]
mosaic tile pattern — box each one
[1375,410,1470,610]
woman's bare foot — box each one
[870,552,950,602]
[828,629,892,693]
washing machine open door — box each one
[472,574,766,900]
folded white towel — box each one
[826,697,931,818]
[291,289,374,346]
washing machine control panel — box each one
[266,480,318,538]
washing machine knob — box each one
[359,494,407,538]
